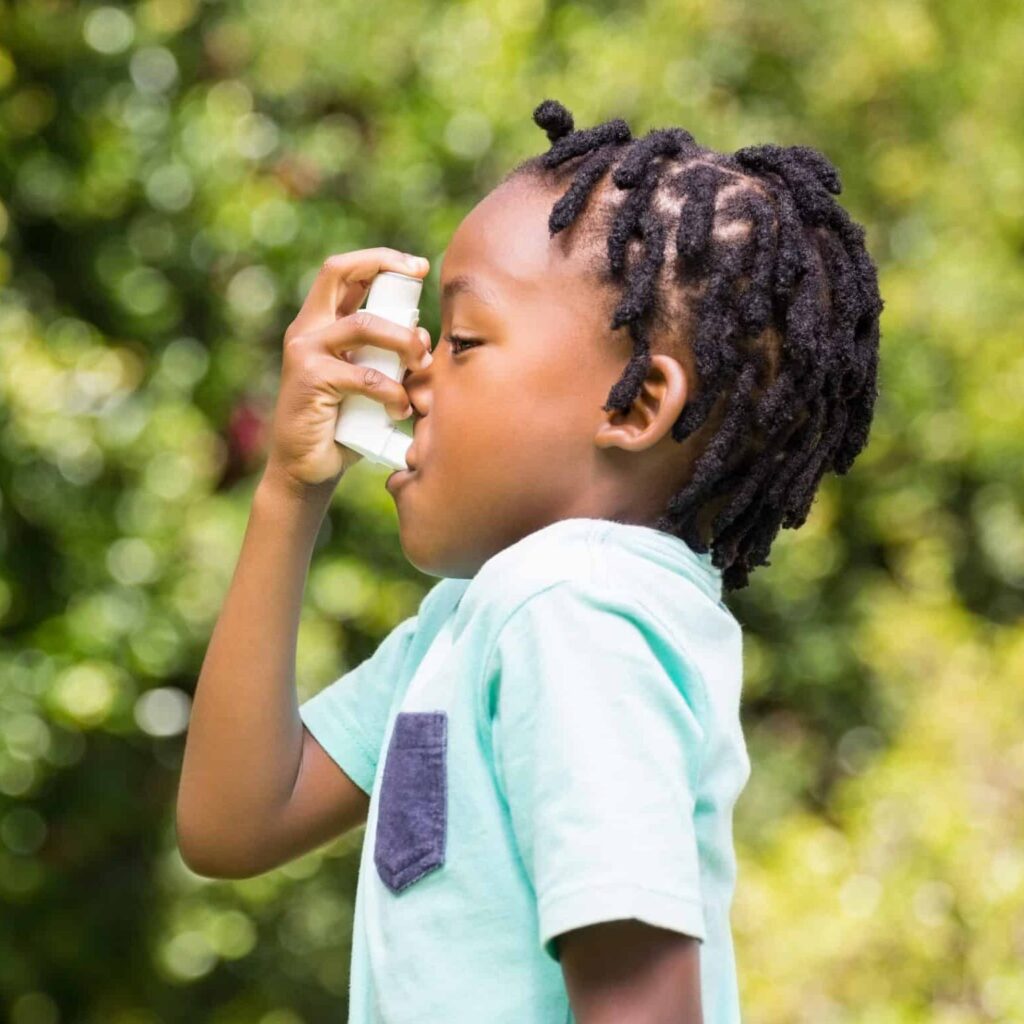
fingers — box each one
[297,352,414,420]
[286,247,431,341]
[291,311,433,372]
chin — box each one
[396,521,479,579]
[395,518,439,576]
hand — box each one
[262,247,433,498]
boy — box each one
[177,99,883,1022]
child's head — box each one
[397,99,883,589]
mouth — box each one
[385,438,421,494]
[385,464,417,494]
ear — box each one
[594,353,689,454]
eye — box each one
[443,334,482,356]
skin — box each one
[180,182,709,1017]
[558,920,703,1024]
[395,177,705,1018]
[393,175,720,579]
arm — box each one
[559,920,703,1024]
[175,469,369,879]
[487,581,711,1016]
[175,246,433,880]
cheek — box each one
[486,398,590,486]
[432,348,604,478]
[527,357,608,453]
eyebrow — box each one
[441,274,500,308]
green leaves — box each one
[0,0,1021,1018]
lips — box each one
[386,471,409,496]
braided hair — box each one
[502,99,884,591]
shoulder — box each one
[479,575,714,793]
[483,574,701,677]
[454,518,605,637]
[456,517,730,635]
[484,575,711,728]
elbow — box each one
[174,801,265,881]
[176,827,262,880]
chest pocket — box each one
[374,710,449,894]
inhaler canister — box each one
[334,270,421,471]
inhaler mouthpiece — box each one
[334,270,421,471]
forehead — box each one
[440,178,595,304]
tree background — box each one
[1,0,1021,1021]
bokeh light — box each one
[0,0,1020,1021]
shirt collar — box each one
[479,517,724,605]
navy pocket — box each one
[374,710,448,894]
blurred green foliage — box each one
[0,0,1021,1021]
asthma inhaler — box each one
[334,270,421,471]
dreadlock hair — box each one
[501,98,884,592]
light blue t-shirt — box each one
[299,517,751,1023]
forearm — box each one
[176,465,335,874]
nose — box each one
[403,352,431,415]
[403,346,432,385]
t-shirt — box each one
[299,517,751,1023]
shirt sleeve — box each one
[486,580,709,963]
[299,614,419,795]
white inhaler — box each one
[334,270,421,471]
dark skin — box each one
[398,177,705,1019]
[178,180,708,1020]
[394,175,720,580]
[558,920,703,1024]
